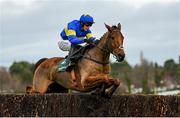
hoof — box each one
[101,93,112,99]
[91,91,111,99]
[91,91,105,97]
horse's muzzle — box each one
[116,54,125,62]
[113,48,125,62]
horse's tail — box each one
[26,86,32,94]
[26,86,34,94]
[34,58,48,71]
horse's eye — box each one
[111,37,114,40]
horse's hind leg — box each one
[33,77,53,94]
[46,82,68,93]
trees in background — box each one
[0,61,35,93]
[162,59,180,89]
[175,64,180,84]
[111,55,180,94]
[9,61,34,84]
[0,56,179,94]
[0,67,14,92]
[154,63,163,87]
[164,59,176,77]
[111,60,132,93]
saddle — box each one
[58,44,91,72]
[70,45,90,62]
[58,40,99,72]
[69,40,99,62]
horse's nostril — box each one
[117,54,125,62]
[118,54,125,58]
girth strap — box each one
[83,56,109,65]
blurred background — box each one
[0,0,179,95]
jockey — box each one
[60,14,96,71]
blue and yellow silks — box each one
[60,20,93,45]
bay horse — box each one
[27,23,125,97]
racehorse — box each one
[26,23,125,97]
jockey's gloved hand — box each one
[84,37,95,44]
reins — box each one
[83,56,110,65]
[80,42,109,65]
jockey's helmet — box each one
[80,14,94,26]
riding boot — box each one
[66,60,75,71]
[58,58,68,71]
[65,44,82,71]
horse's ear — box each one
[104,23,112,32]
[117,23,121,30]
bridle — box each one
[83,30,124,65]
[106,35,124,54]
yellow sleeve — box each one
[65,25,76,36]
[86,33,93,39]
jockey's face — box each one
[82,23,92,31]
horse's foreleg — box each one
[82,74,108,89]
[81,74,116,94]
[104,78,121,98]
[81,74,121,96]
[91,83,105,96]
[91,78,120,98]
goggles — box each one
[84,22,93,27]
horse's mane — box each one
[99,25,118,41]
[112,25,118,29]
[97,25,119,46]
[100,32,108,40]
[96,32,108,47]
